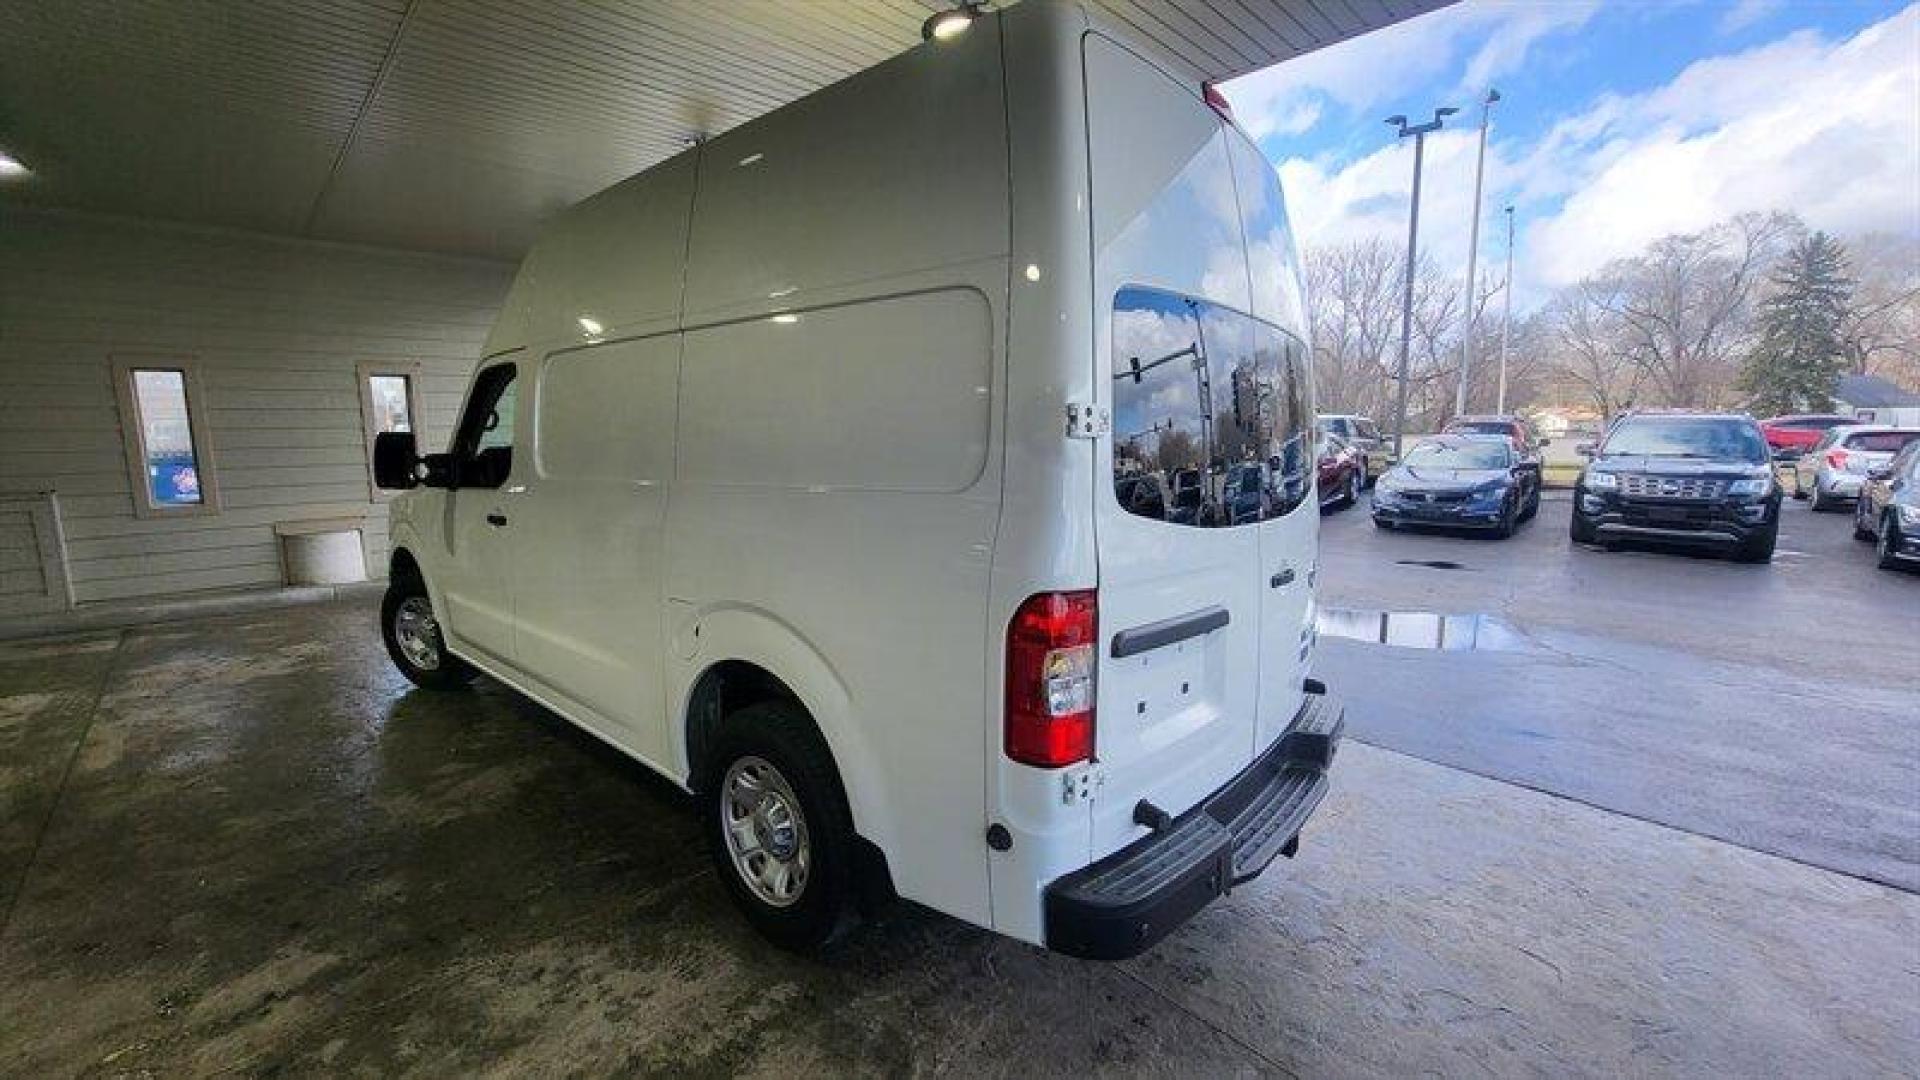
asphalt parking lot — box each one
[1,493,1915,1076]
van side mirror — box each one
[373,431,454,490]
[373,431,420,490]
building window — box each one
[357,362,425,499]
[113,358,219,518]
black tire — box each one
[703,701,857,952]
[1791,472,1808,500]
[1854,502,1877,543]
[1878,514,1905,570]
[1810,485,1832,512]
[1519,487,1540,522]
[1569,509,1596,545]
[1493,497,1518,539]
[1372,516,1394,530]
[381,576,477,691]
[1734,519,1778,564]
[1339,469,1362,509]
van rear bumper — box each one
[1042,689,1343,961]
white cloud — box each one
[1221,0,1598,140]
[1719,0,1783,35]
[1526,7,1920,288]
[1253,4,1920,309]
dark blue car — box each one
[1371,435,1540,537]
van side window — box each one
[1112,286,1311,526]
[452,363,517,488]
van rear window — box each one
[1111,285,1311,527]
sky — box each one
[1220,0,1920,310]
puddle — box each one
[1316,607,1532,653]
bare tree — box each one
[1303,238,1402,419]
[1596,211,1799,408]
[1545,281,1643,421]
[1841,232,1920,386]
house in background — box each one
[1835,374,1920,427]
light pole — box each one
[1388,107,1457,461]
[1496,204,1516,414]
[1454,88,1500,418]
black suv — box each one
[1571,412,1781,563]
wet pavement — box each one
[1316,493,1920,893]
[0,493,1915,1076]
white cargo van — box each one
[372,0,1341,959]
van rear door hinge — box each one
[1066,402,1110,439]
[1061,762,1108,805]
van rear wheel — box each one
[704,702,856,951]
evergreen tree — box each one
[1739,232,1853,414]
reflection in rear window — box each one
[1844,431,1920,452]
[1110,285,1311,527]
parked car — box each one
[1371,434,1540,537]
[1223,461,1272,525]
[1315,432,1365,511]
[1318,414,1391,484]
[1443,413,1548,458]
[1570,412,1780,562]
[1759,413,1854,459]
[1168,466,1207,526]
[1853,440,1920,571]
[368,1,1341,963]
[1791,425,1920,510]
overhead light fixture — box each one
[771,313,800,325]
[922,2,986,42]
[0,150,29,178]
[577,316,604,336]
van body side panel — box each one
[666,21,1011,926]
[508,330,682,768]
[983,0,1105,945]
[482,153,697,358]
[681,21,1008,326]
[1084,34,1268,862]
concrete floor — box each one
[2,499,1917,1076]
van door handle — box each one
[486,512,508,527]
[1271,569,1295,588]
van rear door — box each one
[1085,34,1265,857]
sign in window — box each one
[131,369,204,507]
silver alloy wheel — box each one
[721,756,811,908]
[392,595,442,671]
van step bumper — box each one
[1043,690,1343,961]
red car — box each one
[1316,432,1365,510]
[1759,414,1853,458]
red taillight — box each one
[1827,448,1850,470]
[1005,590,1097,768]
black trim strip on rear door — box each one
[1110,606,1230,659]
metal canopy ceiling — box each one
[0,0,1446,262]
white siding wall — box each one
[0,210,512,607]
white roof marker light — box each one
[0,150,30,178]
[922,2,987,42]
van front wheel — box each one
[381,579,476,691]
[705,702,857,951]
